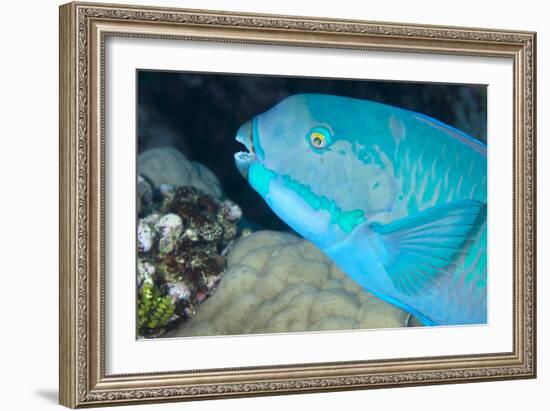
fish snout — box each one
[234,120,256,178]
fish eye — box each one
[310,132,326,148]
[307,127,332,151]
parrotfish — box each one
[234,93,487,326]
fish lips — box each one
[234,120,256,178]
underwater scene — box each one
[136,71,487,339]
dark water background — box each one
[137,71,487,231]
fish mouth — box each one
[234,120,256,178]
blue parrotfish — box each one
[234,93,487,326]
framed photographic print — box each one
[59,1,537,408]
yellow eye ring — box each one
[310,132,327,148]
[307,126,332,151]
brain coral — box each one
[169,231,418,337]
[138,147,222,198]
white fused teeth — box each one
[235,151,254,160]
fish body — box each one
[234,93,487,326]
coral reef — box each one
[138,147,222,198]
[168,231,418,338]
[137,183,242,338]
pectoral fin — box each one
[370,200,485,296]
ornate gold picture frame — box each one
[59,1,536,408]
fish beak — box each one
[234,120,256,178]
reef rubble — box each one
[137,180,243,338]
